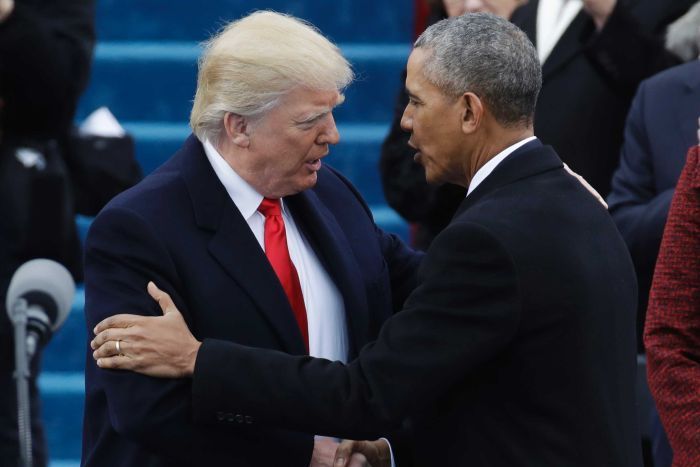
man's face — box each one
[401,48,466,186]
[238,87,342,198]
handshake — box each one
[312,437,392,467]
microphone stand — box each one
[8,298,33,467]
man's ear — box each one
[460,92,483,135]
[223,112,251,148]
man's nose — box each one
[318,114,340,145]
[400,106,413,132]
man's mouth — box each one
[305,158,322,171]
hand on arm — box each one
[91,282,201,378]
[563,163,608,208]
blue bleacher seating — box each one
[42,2,414,465]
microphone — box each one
[5,258,75,357]
[5,259,75,467]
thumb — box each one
[147,281,177,316]
[334,440,360,467]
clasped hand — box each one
[312,437,392,467]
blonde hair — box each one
[190,11,354,145]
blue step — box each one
[39,372,84,461]
[42,288,87,372]
[95,0,413,43]
[77,42,409,124]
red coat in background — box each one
[645,145,700,466]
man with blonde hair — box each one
[82,11,420,466]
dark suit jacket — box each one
[608,60,700,350]
[511,0,693,197]
[190,140,642,466]
[81,135,421,466]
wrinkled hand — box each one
[582,0,616,30]
[309,437,340,467]
[563,163,608,209]
[91,282,201,378]
[0,0,13,22]
[333,439,391,467]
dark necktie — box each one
[258,198,309,352]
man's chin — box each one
[295,173,319,194]
[424,171,443,186]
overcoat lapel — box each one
[541,11,592,80]
[286,189,370,358]
[511,0,593,81]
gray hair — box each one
[666,1,700,62]
[190,11,354,145]
[415,13,541,127]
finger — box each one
[96,354,134,371]
[347,453,370,467]
[94,313,141,335]
[92,339,130,359]
[334,440,358,467]
[91,327,134,349]
[147,282,177,315]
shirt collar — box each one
[202,138,288,219]
[467,136,538,196]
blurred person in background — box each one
[644,130,700,467]
[384,0,695,251]
[0,0,95,465]
[608,1,700,353]
[606,7,700,465]
[510,0,695,197]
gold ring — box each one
[116,339,122,355]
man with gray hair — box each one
[91,13,641,466]
[81,11,421,467]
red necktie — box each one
[258,198,309,352]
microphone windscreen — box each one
[6,259,75,330]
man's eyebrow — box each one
[295,110,328,124]
[406,89,419,100]
[295,94,345,124]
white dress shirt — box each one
[203,139,349,363]
[537,0,583,63]
[467,136,538,196]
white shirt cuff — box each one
[379,437,397,467]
